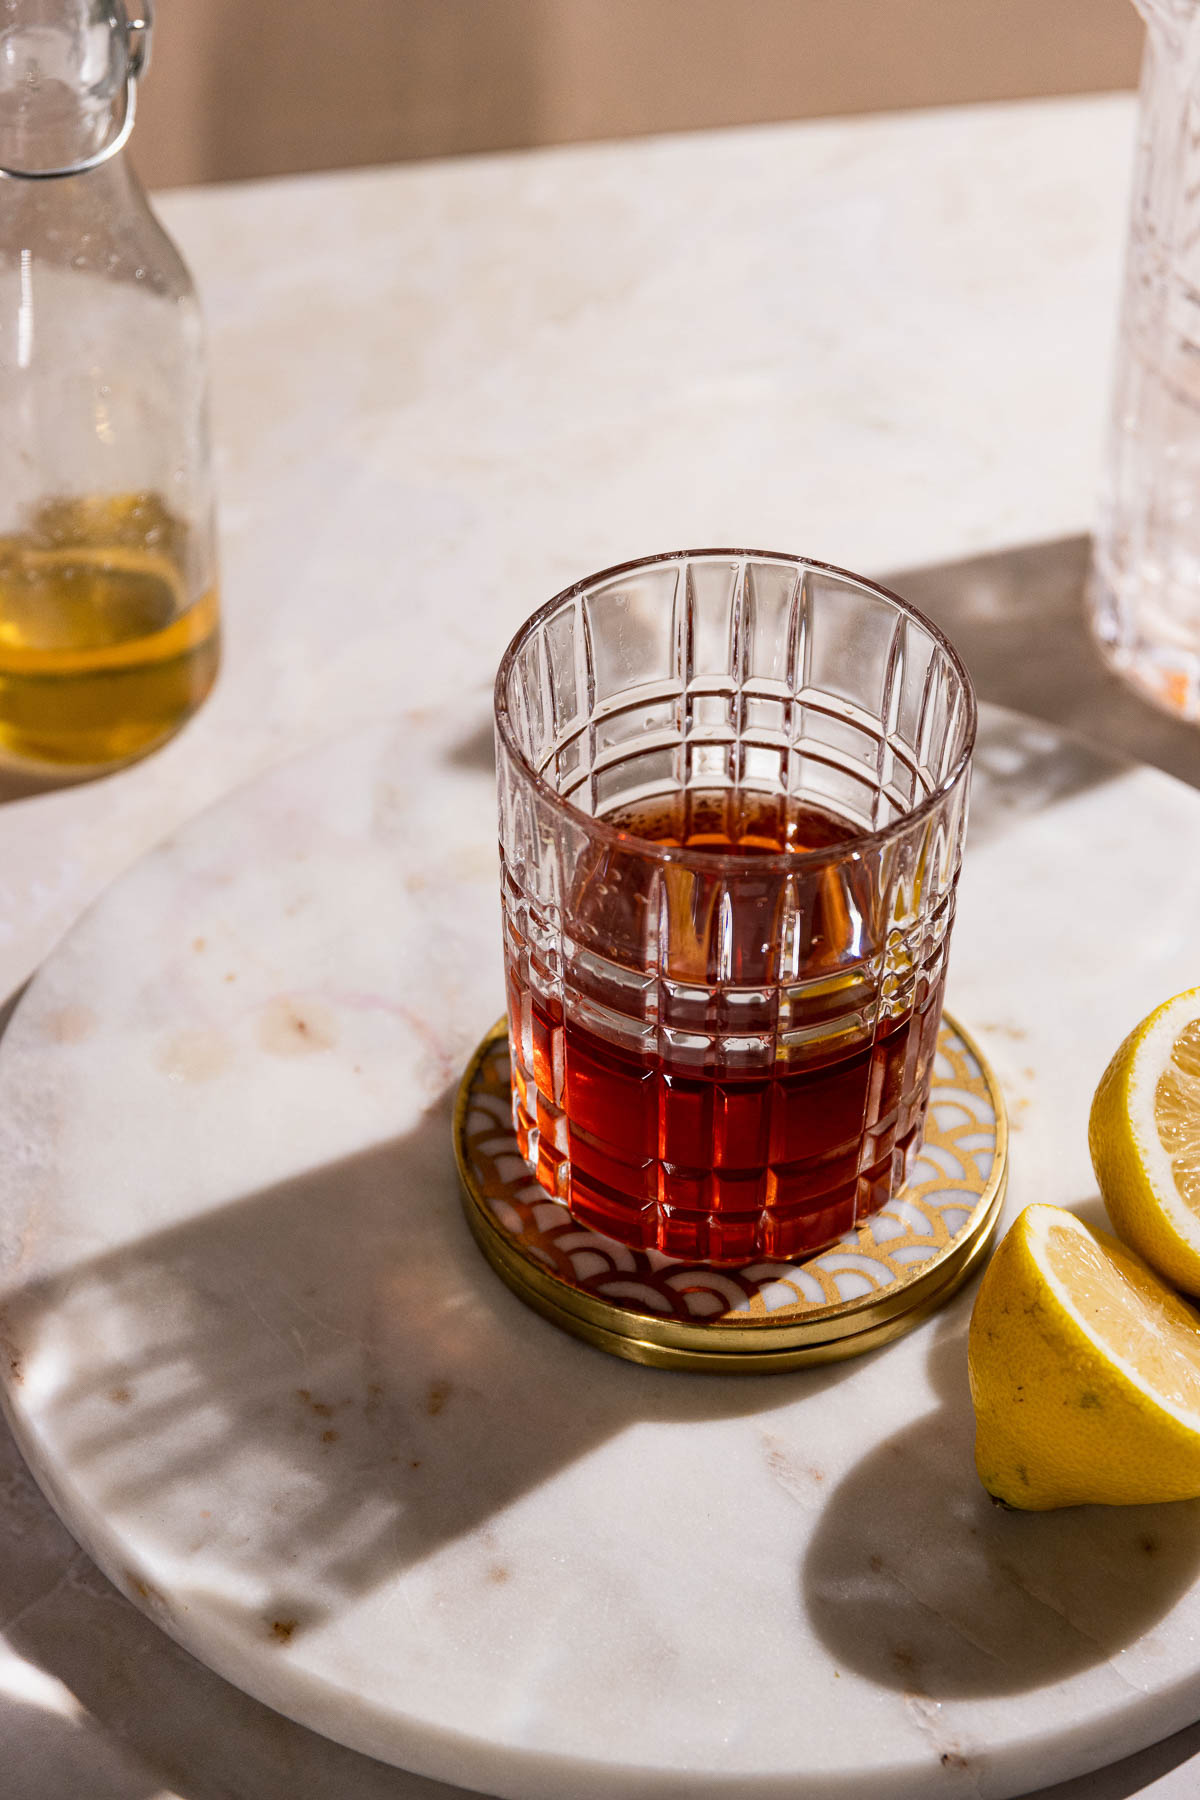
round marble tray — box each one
[4,705,1200,1800]
[455,1016,1007,1371]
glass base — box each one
[1088,565,1200,724]
[454,1013,1008,1373]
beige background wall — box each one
[131,0,1145,191]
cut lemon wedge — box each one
[968,1204,1200,1509]
[1090,987,1200,1295]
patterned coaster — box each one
[454,1014,1007,1372]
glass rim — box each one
[494,547,978,874]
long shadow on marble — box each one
[0,1346,485,1800]
[802,1301,1200,1699]
[964,699,1123,848]
[0,1691,160,1800]
[0,684,1152,1681]
[0,1437,487,1800]
[0,1079,866,1654]
[882,534,1199,791]
[0,632,1176,1791]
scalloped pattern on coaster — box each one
[454,1013,1007,1371]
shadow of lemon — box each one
[801,1307,1200,1697]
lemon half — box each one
[1090,987,1200,1296]
[968,1203,1200,1509]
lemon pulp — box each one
[1155,1017,1200,1210]
[1040,1215,1200,1420]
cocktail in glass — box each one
[495,551,975,1267]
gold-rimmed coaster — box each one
[454,1014,1007,1373]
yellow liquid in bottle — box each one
[0,493,220,770]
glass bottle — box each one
[0,1,219,772]
[1088,1,1200,722]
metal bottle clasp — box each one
[0,2,154,182]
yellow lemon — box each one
[968,1203,1200,1509]
[1089,986,1200,1296]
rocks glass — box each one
[495,551,975,1267]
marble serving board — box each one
[2,702,1200,1800]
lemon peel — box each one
[1090,986,1200,1296]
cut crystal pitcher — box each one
[1089,0,1200,721]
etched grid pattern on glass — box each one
[496,552,975,1266]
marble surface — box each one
[2,703,1200,1800]
[0,92,1144,996]
[3,88,1200,1800]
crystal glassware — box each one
[1088,0,1200,721]
[495,550,976,1267]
